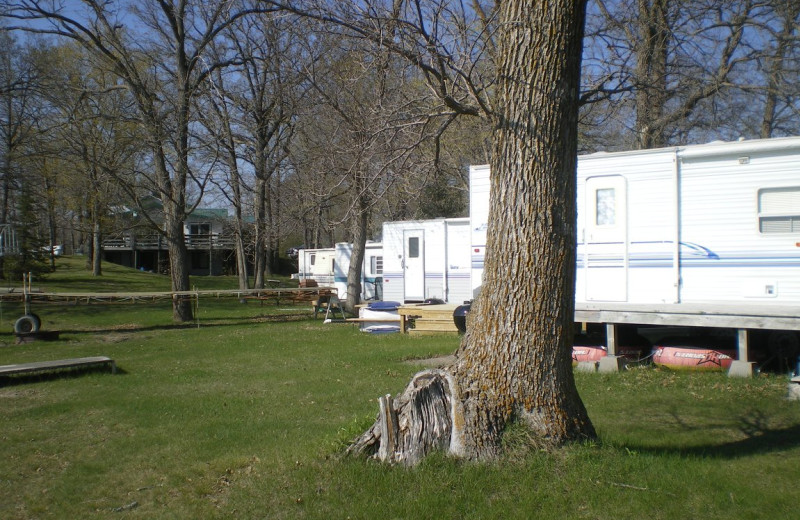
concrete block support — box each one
[787,376,800,401]
[575,361,598,373]
[598,355,627,373]
[728,360,757,378]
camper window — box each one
[595,188,616,226]
[310,253,316,266]
[408,237,420,258]
[758,187,800,233]
[370,256,383,275]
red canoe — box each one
[652,345,736,371]
[572,346,607,363]
[572,345,649,364]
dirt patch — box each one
[99,332,135,343]
[404,355,455,368]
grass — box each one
[1,258,798,519]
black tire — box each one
[14,314,41,334]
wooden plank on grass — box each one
[0,356,116,377]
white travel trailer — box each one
[295,247,336,286]
[470,137,800,369]
[334,241,384,301]
[471,137,800,306]
[295,243,384,301]
[382,218,472,304]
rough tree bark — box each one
[759,1,800,139]
[350,0,595,463]
[345,188,369,314]
[634,0,669,149]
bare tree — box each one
[269,0,594,462]
[32,43,142,276]
[586,0,757,149]
[0,32,40,276]
[295,35,446,312]
[229,11,298,288]
[2,0,274,320]
[757,0,800,138]
[197,66,253,289]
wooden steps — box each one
[398,304,459,335]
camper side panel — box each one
[334,243,351,298]
[577,149,677,304]
[297,248,335,286]
[383,220,446,303]
[333,242,383,301]
[382,219,470,303]
[678,147,800,303]
[381,221,412,303]
[420,221,447,302]
[445,220,472,303]
[470,165,491,297]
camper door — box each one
[403,229,425,301]
[584,175,628,301]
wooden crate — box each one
[398,304,459,335]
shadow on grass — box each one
[0,365,126,387]
[622,409,800,460]
[0,313,317,339]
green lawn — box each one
[1,258,798,519]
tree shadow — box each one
[619,408,800,459]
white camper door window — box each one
[408,237,420,257]
[585,176,628,302]
[595,188,616,226]
[758,187,800,233]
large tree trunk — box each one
[164,212,193,322]
[235,229,249,290]
[253,176,268,289]
[350,0,594,464]
[91,218,102,276]
[634,0,669,149]
[759,2,798,139]
[345,199,369,314]
[154,139,193,322]
[90,198,102,276]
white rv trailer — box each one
[334,241,384,301]
[295,243,384,301]
[382,217,472,304]
[294,247,336,286]
[470,137,800,367]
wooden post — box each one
[728,329,757,378]
[598,322,626,373]
[605,323,618,356]
[737,328,748,361]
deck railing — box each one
[102,233,236,250]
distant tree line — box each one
[1,1,797,320]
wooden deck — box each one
[574,302,800,331]
[397,303,459,335]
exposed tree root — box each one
[347,369,465,465]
